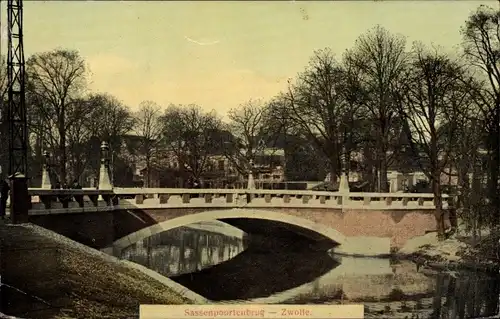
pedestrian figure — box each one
[186,177,194,189]
[193,179,201,189]
[60,182,72,204]
[0,179,10,219]
[71,179,83,205]
[192,178,201,198]
[71,179,82,189]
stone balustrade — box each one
[24,187,450,215]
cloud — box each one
[184,36,220,46]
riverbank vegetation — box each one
[0,223,193,319]
[398,226,499,273]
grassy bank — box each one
[0,223,194,319]
[396,230,499,274]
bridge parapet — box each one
[27,188,115,214]
[26,187,449,215]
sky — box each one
[5,1,496,117]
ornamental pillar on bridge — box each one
[339,173,350,206]
[339,173,350,193]
[98,141,113,191]
[247,159,256,189]
[339,144,350,205]
[40,150,52,189]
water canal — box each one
[119,221,500,319]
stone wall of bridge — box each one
[137,207,442,248]
[28,211,116,249]
[24,188,451,256]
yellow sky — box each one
[12,1,495,116]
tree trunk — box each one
[58,132,67,186]
[379,157,389,192]
[433,168,445,240]
[145,155,150,188]
[446,162,458,231]
[376,129,389,192]
[365,168,375,192]
[328,150,339,184]
[361,144,376,190]
[489,113,500,226]
[456,161,469,231]
[72,156,80,183]
[32,133,44,185]
[329,165,338,185]
[471,158,483,243]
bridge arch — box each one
[111,208,348,254]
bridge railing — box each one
[26,188,116,214]
[25,187,450,214]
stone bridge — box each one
[23,187,450,257]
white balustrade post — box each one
[40,150,52,189]
[98,141,113,191]
[98,141,113,202]
[247,159,256,190]
[339,173,350,206]
[247,173,255,190]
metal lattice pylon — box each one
[6,0,27,176]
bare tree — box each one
[461,5,500,227]
[58,93,135,183]
[87,94,135,147]
[133,101,163,187]
[265,94,298,182]
[344,26,408,191]
[224,99,275,175]
[26,49,87,185]
[285,49,360,185]
[396,45,471,239]
[65,97,95,181]
[86,94,135,184]
[451,115,487,241]
[162,104,222,181]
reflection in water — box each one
[121,225,246,276]
[287,259,500,319]
[172,246,340,300]
[424,273,499,319]
[119,223,500,319]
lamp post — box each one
[339,143,350,193]
[101,142,110,169]
[41,150,52,189]
[98,141,112,190]
[111,150,114,186]
[339,112,351,193]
